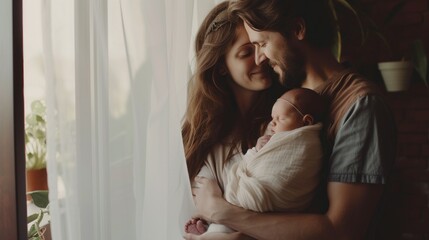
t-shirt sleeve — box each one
[199,144,243,191]
[328,95,396,184]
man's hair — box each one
[229,0,336,49]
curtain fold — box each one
[42,0,218,239]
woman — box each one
[182,1,285,238]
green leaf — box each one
[35,129,45,139]
[29,191,49,208]
[26,131,34,138]
[334,31,342,62]
[25,99,47,170]
[26,114,38,126]
[334,0,365,45]
[411,40,428,87]
[35,115,46,125]
[27,213,39,223]
[36,209,44,225]
[28,224,38,238]
[27,152,34,159]
[328,0,341,61]
[31,100,46,115]
[382,0,407,28]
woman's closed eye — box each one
[238,47,253,58]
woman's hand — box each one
[192,176,227,222]
[189,176,256,240]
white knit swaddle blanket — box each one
[224,123,323,213]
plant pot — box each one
[378,61,413,92]
[26,168,48,201]
[39,223,52,240]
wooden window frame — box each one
[0,0,27,239]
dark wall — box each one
[342,0,429,239]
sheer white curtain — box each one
[42,0,220,239]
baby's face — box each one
[270,100,303,134]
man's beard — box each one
[274,48,306,89]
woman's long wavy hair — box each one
[182,1,285,181]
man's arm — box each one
[192,177,382,240]
[183,231,254,240]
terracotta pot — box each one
[26,168,48,201]
[42,223,52,240]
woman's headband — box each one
[205,10,230,37]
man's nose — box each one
[255,47,267,66]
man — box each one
[185,0,396,239]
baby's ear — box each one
[302,114,314,126]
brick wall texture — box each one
[378,84,429,240]
[343,0,429,239]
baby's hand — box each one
[256,135,272,151]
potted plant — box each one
[373,0,427,92]
[378,39,428,92]
[25,100,48,199]
[328,0,365,62]
[410,40,428,89]
[329,0,428,92]
[27,190,51,240]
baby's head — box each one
[270,88,325,134]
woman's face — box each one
[224,24,273,96]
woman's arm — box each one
[191,177,383,240]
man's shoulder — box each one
[326,69,381,97]
[318,69,389,143]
